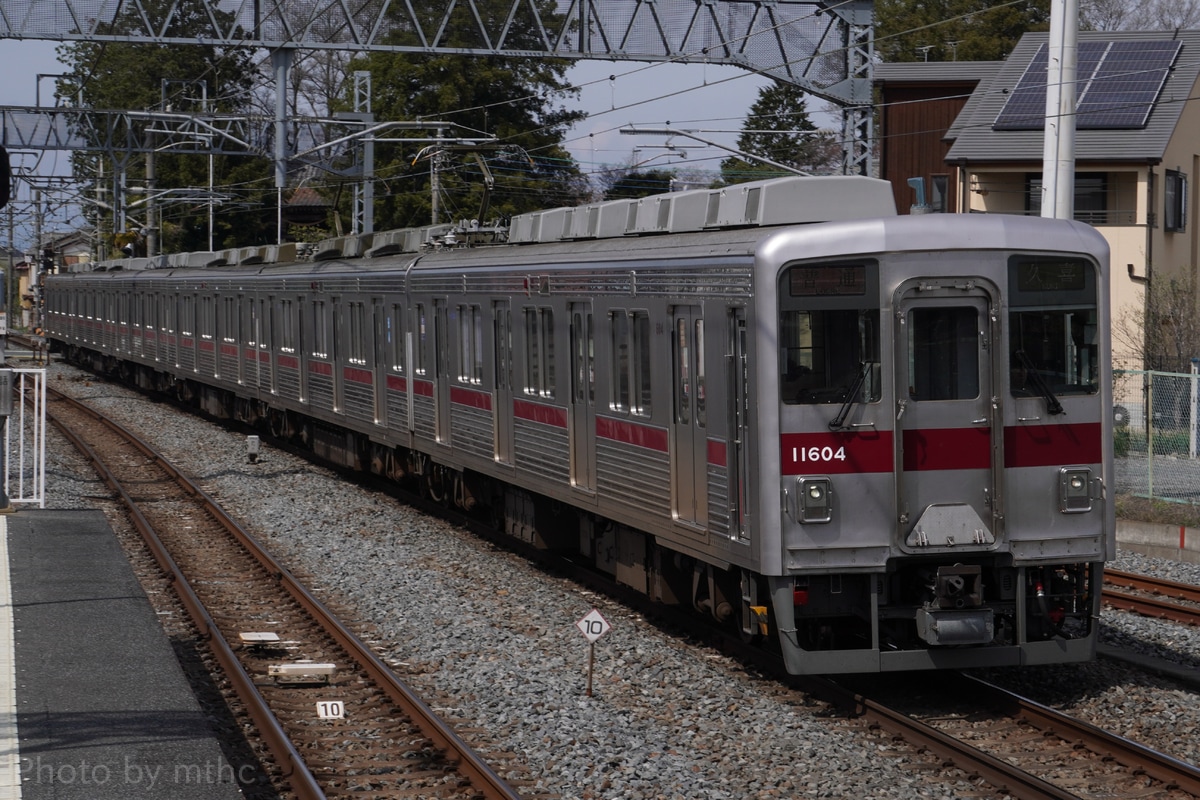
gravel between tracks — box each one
[37,364,1200,798]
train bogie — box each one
[44,175,1113,674]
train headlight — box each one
[1059,467,1093,513]
[793,477,832,524]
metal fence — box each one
[3,368,46,508]
[1114,368,1200,505]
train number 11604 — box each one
[793,446,847,463]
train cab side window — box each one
[781,309,881,405]
[1008,256,1099,397]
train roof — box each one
[54,176,1108,283]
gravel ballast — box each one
[35,364,1200,798]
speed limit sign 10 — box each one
[576,609,611,642]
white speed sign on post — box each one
[576,609,611,642]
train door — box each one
[728,308,750,541]
[434,299,450,443]
[671,305,708,529]
[569,302,595,492]
[894,281,999,547]
[494,299,514,464]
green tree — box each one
[57,0,274,253]
[601,169,678,200]
[719,83,839,184]
[343,2,588,230]
[874,0,1051,63]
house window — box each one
[1165,169,1187,233]
[1026,172,1108,223]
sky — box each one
[0,37,788,249]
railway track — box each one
[1104,569,1200,626]
[35,359,1200,800]
[44,385,535,800]
[834,671,1200,800]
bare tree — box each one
[1114,274,1200,373]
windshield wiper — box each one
[1015,350,1064,416]
[829,362,872,430]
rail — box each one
[45,385,525,799]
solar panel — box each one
[993,39,1180,131]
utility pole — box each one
[1042,0,1078,220]
[431,127,443,225]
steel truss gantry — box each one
[2,0,874,174]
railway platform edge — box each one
[5,509,246,799]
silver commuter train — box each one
[43,175,1114,674]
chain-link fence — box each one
[1114,368,1200,504]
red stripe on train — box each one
[513,399,567,428]
[903,427,991,471]
[344,367,372,385]
[595,416,668,452]
[1004,422,1102,467]
[451,386,493,411]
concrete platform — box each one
[5,510,246,799]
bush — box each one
[1114,426,1130,457]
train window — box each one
[310,300,328,358]
[523,306,555,398]
[415,304,427,376]
[781,309,881,404]
[457,304,483,384]
[633,311,652,416]
[348,303,366,365]
[1008,255,1099,397]
[1009,309,1099,396]
[222,297,237,343]
[181,294,195,337]
[200,296,214,341]
[610,311,631,411]
[278,299,296,353]
[695,319,706,427]
[387,304,404,373]
[908,307,980,401]
[610,310,653,416]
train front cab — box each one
[765,223,1112,674]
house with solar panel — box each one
[876,30,1200,372]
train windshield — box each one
[1008,255,1100,398]
[780,262,881,405]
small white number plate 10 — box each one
[316,700,345,719]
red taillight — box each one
[793,588,809,606]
